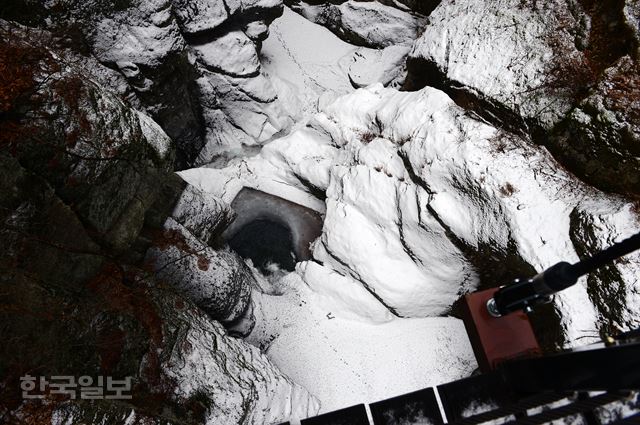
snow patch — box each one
[246,270,477,417]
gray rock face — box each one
[0,154,106,293]
[143,182,260,331]
[143,179,257,330]
[86,0,204,169]
[1,24,317,424]
[624,0,640,57]
[558,56,639,196]
[156,295,319,424]
[570,203,640,336]
[171,184,234,244]
[8,273,317,425]
[1,22,175,258]
[4,0,287,169]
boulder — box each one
[335,1,424,48]
[244,20,270,42]
[406,0,589,132]
[343,44,410,88]
[290,0,425,48]
[172,0,229,34]
[192,31,261,77]
[145,218,255,325]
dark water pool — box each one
[227,218,297,273]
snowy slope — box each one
[260,7,410,129]
[260,7,358,126]
[245,269,476,419]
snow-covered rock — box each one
[290,0,425,48]
[342,44,410,88]
[244,20,270,42]
[192,31,261,77]
[335,1,424,48]
[259,6,357,124]
[48,290,319,425]
[171,183,234,244]
[146,217,255,324]
[183,84,640,347]
[172,0,229,34]
[569,202,640,335]
[85,0,204,168]
[91,0,185,68]
[314,162,474,317]
[406,0,589,131]
[158,294,320,424]
[256,5,412,147]
[19,0,289,168]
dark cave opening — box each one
[227,218,297,274]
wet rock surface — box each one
[224,188,324,268]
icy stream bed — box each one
[187,6,479,422]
